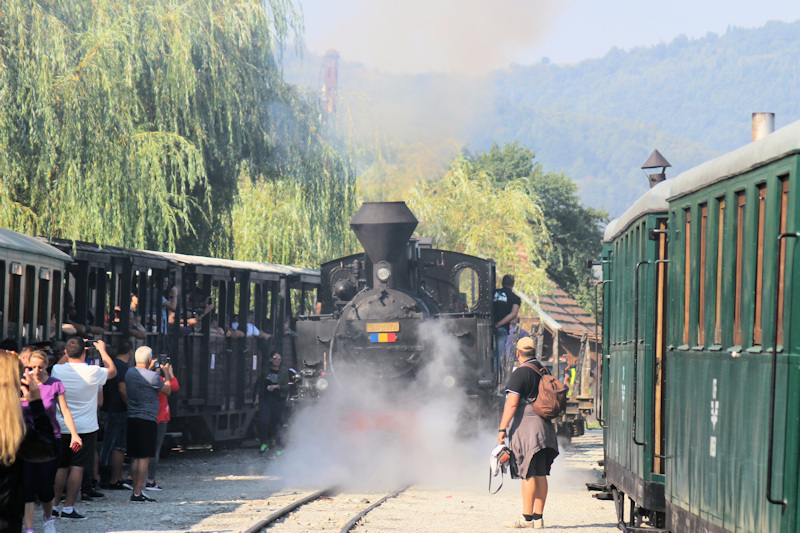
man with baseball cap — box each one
[497,336,559,529]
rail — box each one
[767,232,799,509]
[339,484,412,532]
[241,486,337,533]
[241,484,412,533]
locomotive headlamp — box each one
[316,377,329,391]
[376,265,392,282]
[443,375,456,389]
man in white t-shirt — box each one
[51,337,117,520]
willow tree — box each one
[407,158,554,299]
[231,91,359,266]
[0,0,351,255]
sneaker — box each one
[43,517,56,533]
[258,444,268,455]
[533,518,545,529]
[109,480,128,490]
[86,487,104,497]
[80,492,93,501]
[52,507,60,518]
[145,482,163,491]
[122,479,134,490]
[130,492,156,502]
[60,510,86,520]
[504,515,535,528]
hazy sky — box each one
[299,0,800,74]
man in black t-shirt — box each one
[99,340,132,489]
[255,353,289,455]
[493,274,521,382]
[497,337,558,529]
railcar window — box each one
[7,266,21,338]
[23,266,35,341]
[753,185,767,345]
[683,209,691,345]
[51,270,62,340]
[714,198,725,345]
[37,275,50,341]
[455,266,479,311]
[777,176,790,347]
[734,192,746,347]
[0,261,4,335]
[698,204,708,345]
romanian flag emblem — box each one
[370,333,396,343]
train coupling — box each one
[586,482,614,500]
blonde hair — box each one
[28,350,49,367]
[0,350,26,466]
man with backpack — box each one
[497,337,561,529]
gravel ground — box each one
[43,430,617,533]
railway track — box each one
[242,484,412,533]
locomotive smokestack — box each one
[350,202,418,289]
[752,112,775,142]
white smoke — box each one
[267,319,495,491]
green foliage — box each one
[407,157,553,300]
[0,0,345,257]
[231,152,359,267]
[470,142,608,314]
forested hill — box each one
[482,20,800,214]
[285,20,800,217]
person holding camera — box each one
[145,357,179,491]
[50,337,116,520]
[125,347,172,502]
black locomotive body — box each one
[295,202,497,404]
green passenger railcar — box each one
[600,119,800,532]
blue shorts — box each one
[101,411,128,452]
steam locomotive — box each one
[294,202,498,408]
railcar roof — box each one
[0,228,72,263]
[604,118,800,242]
[139,250,320,282]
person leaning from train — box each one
[493,274,521,380]
[498,337,559,529]
[21,349,81,533]
[0,349,57,533]
[254,352,289,455]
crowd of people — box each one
[0,336,178,533]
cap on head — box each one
[134,346,153,365]
[516,337,535,357]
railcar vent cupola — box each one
[641,149,671,188]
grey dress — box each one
[505,361,559,479]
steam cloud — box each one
[302,0,561,75]
[265,320,582,493]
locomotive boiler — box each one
[294,202,497,404]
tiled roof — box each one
[530,284,599,339]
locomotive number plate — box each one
[366,322,400,333]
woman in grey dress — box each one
[497,337,559,529]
